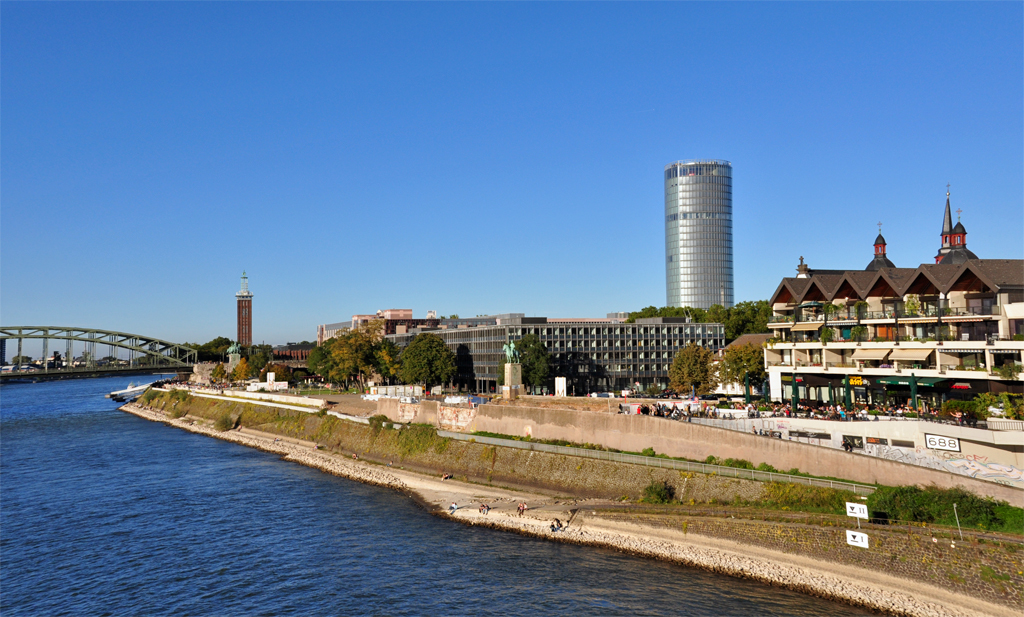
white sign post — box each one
[846,502,868,529]
[846,530,870,549]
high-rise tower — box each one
[665,160,734,309]
[236,271,253,346]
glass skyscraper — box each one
[664,159,733,309]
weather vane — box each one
[956,208,962,221]
[946,182,950,195]
[877,221,882,233]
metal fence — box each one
[437,430,876,495]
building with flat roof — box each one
[388,315,724,394]
[764,196,1023,408]
[665,159,734,309]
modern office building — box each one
[236,271,253,346]
[764,200,1023,408]
[665,159,734,310]
[387,314,725,394]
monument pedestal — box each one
[503,363,522,400]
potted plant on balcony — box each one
[850,325,867,345]
[854,301,868,321]
[820,327,834,345]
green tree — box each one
[184,337,233,362]
[11,355,32,364]
[625,301,772,342]
[399,333,455,389]
[669,343,718,395]
[259,363,293,383]
[307,345,332,378]
[246,344,273,375]
[374,338,402,385]
[719,342,766,386]
[516,334,551,388]
[723,300,773,340]
[211,363,226,383]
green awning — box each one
[875,377,947,387]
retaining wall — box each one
[376,400,1022,503]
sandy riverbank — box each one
[119,403,1016,617]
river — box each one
[1,377,874,616]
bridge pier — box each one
[17,337,22,369]
[42,338,48,373]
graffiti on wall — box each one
[870,444,1024,488]
[437,405,476,431]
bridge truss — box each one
[0,326,197,374]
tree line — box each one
[306,322,457,390]
[626,300,772,343]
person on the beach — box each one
[449,502,457,514]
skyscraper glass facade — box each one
[664,160,733,309]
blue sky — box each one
[2,2,1021,349]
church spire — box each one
[941,184,953,235]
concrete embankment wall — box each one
[375,400,1022,503]
[141,391,763,501]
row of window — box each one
[665,165,731,179]
[666,212,731,221]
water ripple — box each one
[1,378,871,616]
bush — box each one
[214,412,235,432]
[641,447,657,457]
[866,485,1023,532]
[368,414,392,437]
[140,389,157,404]
[942,400,976,416]
[758,482,853,514]
[169,407,187,419]
[641,480,676,504]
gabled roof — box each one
[766,260,1022,305]
[725,333,774,350]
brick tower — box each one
[236,271,253,346]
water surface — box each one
[1,377,874,615]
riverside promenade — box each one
[121,399,1022,617]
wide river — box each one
[1,377,874,616]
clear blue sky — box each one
[3,2,1021,350]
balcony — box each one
[945,306,1001,317]
[768,314,794,324]
[861,310,897,320]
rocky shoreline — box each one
[119,403,1015,617]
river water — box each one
[1,377,873,616]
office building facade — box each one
[665,160,734,309]
[388,314,725,394]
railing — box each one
[440,431,876,495]
[987,419,1024,431]
[946,306,1001,317]
[862,311,897,320]
[768,314,794,324]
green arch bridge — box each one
[0,326,197,382]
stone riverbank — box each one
[119,403,1018,617]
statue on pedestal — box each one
[503,341,520,364]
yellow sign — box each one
[848,376,864,386]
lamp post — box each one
[910,373,918,411]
